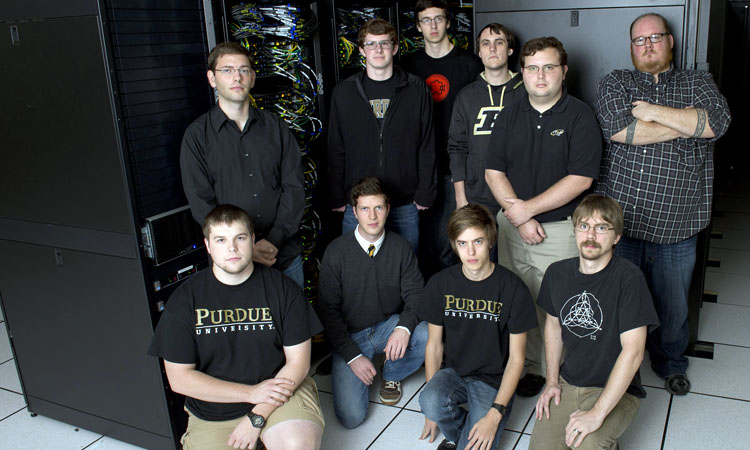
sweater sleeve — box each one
[315,243,362,361]
[395,240,425,333]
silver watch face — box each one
[250,414,265,428]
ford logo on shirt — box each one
[550,129,565,136]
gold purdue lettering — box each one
[195,309,209,326]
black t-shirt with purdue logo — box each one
[148,265,321,421]
[420,264,537,388]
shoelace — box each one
[383,380,400,390]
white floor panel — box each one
[704,271,750,308]
[697,302,750,348]
[367,409,441,450]
[707,248,750,277]
[686,344,750,401]
[0,325,12,363]
[318,391,400,450]
[663,393,750,449]
[0,388,25,420]
[618,387,670,450]
[0,408,100,450]
[0,359,22,394]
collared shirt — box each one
[353,225,385,256]
[180,105,305,266]
[595,67,731,244]
[486,89,602,223]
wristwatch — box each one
[248,412,266,428]
[491,403,507,415]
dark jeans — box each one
[615,235,697,377]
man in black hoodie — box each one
[327,18,437,254]
[448,23,524,233]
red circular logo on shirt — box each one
[425,74,449,102]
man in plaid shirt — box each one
[595,13,730,395]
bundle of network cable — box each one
[231,3,317,41]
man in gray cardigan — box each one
[317,176,428,429]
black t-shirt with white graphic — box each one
[421,264,537,388]
[538,256,659,398]
[148,265,321,421]
[363,75,398,125]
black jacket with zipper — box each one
[327,67,437,208]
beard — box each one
[579,240,603,260]
[631,45,672,74]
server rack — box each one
[0,0,212,448]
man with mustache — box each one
[530,195,658,450]
[484,37,602,397]
[595,13,731,395]
[180,42,305,287]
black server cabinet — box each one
[0,1,212,449]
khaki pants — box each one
[497,213,578,376]
[529,377,640,450]
[181,376,324,450]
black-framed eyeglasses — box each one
[419,16,446,25]
[574,223,615,234]
[631,32,669,46]
[362,40,393,50]
[523,64,562,74]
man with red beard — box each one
[595,13,731,395]
[530,195,658,450]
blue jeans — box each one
[420,368,514,449]
[331,315,428,428]
[282,254,304,288]
[615,235,697,377]
[342,203,420,254]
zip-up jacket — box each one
[448,72,524,214]
[327,67,437,208]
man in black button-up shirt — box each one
[180,42,305,285]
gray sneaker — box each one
[379,379,401,405]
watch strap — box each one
[491,403,507,415]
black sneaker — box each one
[665,374,691,395]
[516,373,545,397]
[437,439,457,450]
[379,379,402,405]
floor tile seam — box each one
[365,407,407,450]
[82,436,105,449]
[0,385,22,396]
[0,358,11,365]
[714,301,750,309]
[509,429,524,450]
[683,390,750,403]
[659,394,673,449]
[696,340,750,350]
[0,405,26,422]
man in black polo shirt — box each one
[485,37,602,397]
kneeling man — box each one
[530,195,658,450]
[149,204,324,450]
[419,204,537,450]
[317,176,428,428]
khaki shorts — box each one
[181,376,324,450]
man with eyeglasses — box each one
[529,194,658,450]
[180,42,306,287]
[485,37,602,398]
[595,13,731,396]
[400,0,482,276]
[327,18,436,255]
